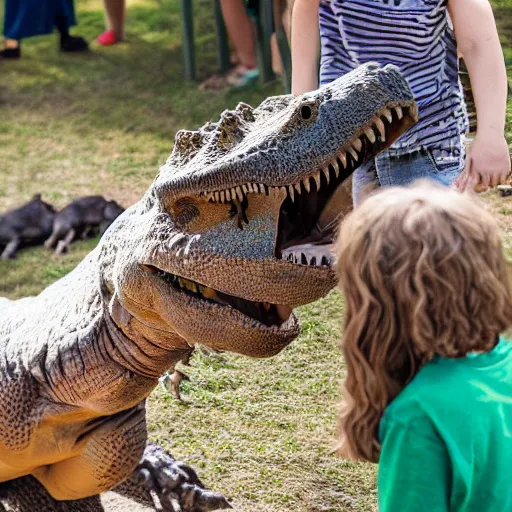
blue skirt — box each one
[4,0,76,40]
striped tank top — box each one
[319,0,468,161]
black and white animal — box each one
[45,196,124,255]
[0,194,56,260]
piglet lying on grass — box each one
[0,194,56,260]
[45,195,124,255]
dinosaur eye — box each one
[300,105,313,120]
[173,197,200,226]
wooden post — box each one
[181,0,196,81]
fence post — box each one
[257,0,275,84]
[181,0,196,81]
[214,0,231,73]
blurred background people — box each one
[0,0,88,59]
[97,0,125,46]
[220,0,259,87]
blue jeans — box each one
[353,147,463,206]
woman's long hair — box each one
[335,181,512,463]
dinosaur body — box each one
[0,63,417,511]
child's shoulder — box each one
[384,338,512,425]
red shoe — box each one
[97,30,118,46]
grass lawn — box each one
[0,1,511,511]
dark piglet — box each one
[0,194,56,260]
[45,196,124,255]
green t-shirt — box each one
[378,337,512,512]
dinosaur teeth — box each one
[313,172,321,191]
[259,183,265,194]
[395,105,403,120]
[281,243,334,268]
[220,190,226,203]
[373,117,386,141]
[348,147,359,162]
[226,189,232,201]
[381,108,393,124]
[200,286,218,300]
[352,138,363,152]
[323,167,330,184]
[206,192,214,202]
[331,159,340,178]
[288,185,295,202]
[303,177,311,193]
[242,184,249,194]
[214,191,220,202]
[236,186,244,201]
[338,152,347,169]
[294,182,302,194]
[364,127,376,144]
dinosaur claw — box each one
[160,370,190,401]
[133,443,231,512]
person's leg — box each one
[377,148,462,189]
[352,159,380,207]
[220,0,257,69]
[0,38,20,59]
[97,0,125,46]
[219,0,260,87]
[1,0,22,59]
[55,1,89,52]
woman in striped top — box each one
[291,0,510,203]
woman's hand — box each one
[450,0,509,192]
[455,133,510,192]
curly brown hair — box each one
[335,181,512,463]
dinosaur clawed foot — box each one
[160,351,194,401]
[133,443,232,512]
[160,370,190,401]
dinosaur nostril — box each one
[300,105,313,120]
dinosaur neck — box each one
[102,301,192,380]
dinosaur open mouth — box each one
[201,103,417,269]
[276,104,416,266]
[144,265,292,327]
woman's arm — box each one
[291,0,321,95]
[449,0,510,191]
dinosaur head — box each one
[102,63,418,358]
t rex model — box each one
[0,62,417,511]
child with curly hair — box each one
[335,181,512,511]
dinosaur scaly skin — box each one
[0,63,417,511]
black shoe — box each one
[60,36,89,53]
[0,46,21,59]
